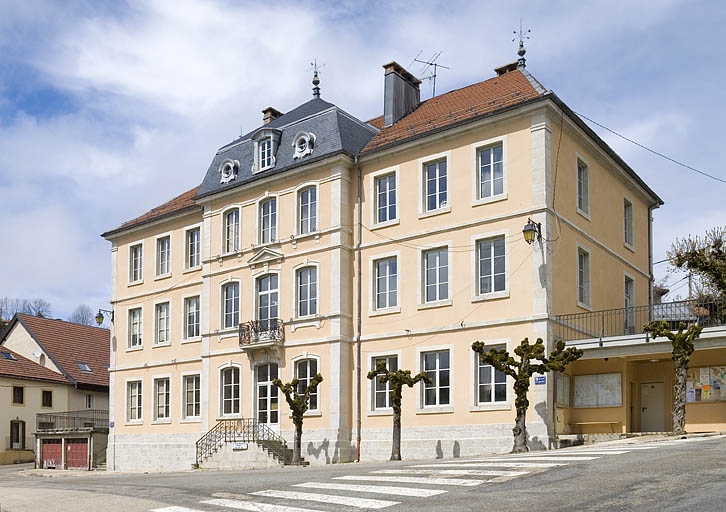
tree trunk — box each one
[512,404,529,453]
[672,363,688,435]
[391,405,402,461]
[293,421,303,464]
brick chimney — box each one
[382,62,421,128]
[262,107,283,125]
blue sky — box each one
[1,0,724,320]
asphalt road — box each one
[1,435,724,512]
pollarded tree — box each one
[472,338,583,453]
[668,226,726,297]
[367,360,431,461]
[643,320,702,435]
[272,373,323,465]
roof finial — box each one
[512,19,531,69]
[309,59,324,99]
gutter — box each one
[354,154,363,462]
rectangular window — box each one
[423,247,449,303]
[477,236,506,295]
[42,390,53,408]
[127,381,142,421]
[260,198,277,243]
[423,350,450,406]
[577,160,589,215]
[297,267,318,317]
[479,144,504,199]
[259,139,273,169]
[372,355,398,409]
[221,367,240,415]
[375,173,396,223]
[299,187,317,234]
[257,275,279,329]
[156,236,170,276]
[374,257,398,310]
[477,346,507,404]
[424,160,447,212]
[184,296,200,339]
[624,276,635,334]
[296,359,318,411]
[12,386,23,405]
[624,198,634,247]
[578,248,591,307]
[224,209,239,253]
[86,393,93,409]
[155,302,170,345]
[183,375,201,419]
[129,244,143,283]
[128,308,142,348]
[154,378,170,421]
[223,283,239,329]
[556,372,571,407]
[186,227,201,268]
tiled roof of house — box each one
[0,346,68,384]
[362,69,545,153]
[13,314,110,389]
[103,185,201,238]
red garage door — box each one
[41,439,62,469]
[66,439,88,470]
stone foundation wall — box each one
[108,433,199,472]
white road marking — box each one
[529,450,630,455]
[470,456,599,462]
[294,481,447,497]
[416,462,566,468]
[201,499,321,511]
[251,489,399,509]
[151,508,205,512]
[372,468,529,477]
[335,475,483,486]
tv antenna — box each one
[512,19,531,67]
[412,51,450,97]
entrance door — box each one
[256,363,279,432]
[10,420,24,449]
[640,382,665,432]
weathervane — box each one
[411,51,450,97]
[512,19,531,68]
[308,59,325,99]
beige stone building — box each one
[102,54,680,472]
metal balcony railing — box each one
[239,318,284,347]
[35,410,109,432]
[553,298,726,344]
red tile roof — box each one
[15,314,110,389]
[0,347,69,384]
[104,186,201,237]
[362,69,544,153]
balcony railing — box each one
[554,298,726,344]
[239,318,285,347]
[36,410,109,432]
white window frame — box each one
[221,280,240,330]
[181,373,201,421]
[419,151,451,216]
[258,137,274,171]
[472,136,507,205]
[295,265,318,318]
[368,351,401,415]
[370,252,400,315]
[472,229,509,301]
[155,233,171,278]
[152,376,171,423]
[222,207,240,254]
[129,241,144,284]
[255,273,280,325]
[623,196,634,250]
[297,184,318,236]
[418,243,452,308]
[85,393,93,409]
[417,346,453,413]
[577,243,592,310]
[154,300,170,346]
[219,364,242,418]
[292,354,321,414]
[182,294,201,341]
[373,170,398,226]
[470,342,510,411]
[576,155,590,219]
[126,379,143,424]
[258,196,278,244]
[185,224,202,270]
[127,307,143,350]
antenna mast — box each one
[413,51,450,97]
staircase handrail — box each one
[195,418,289,465]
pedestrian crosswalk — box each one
[149,436,724,512]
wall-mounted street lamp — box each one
[95,309,114,326]
[522,218,542,245]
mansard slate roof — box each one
[1,314,110,389]
[0,346,68,384]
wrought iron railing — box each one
[36,410,109,432]
[554,298,725,344]
[195,418,290,465]
[239,318,285,346]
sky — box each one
[0,0,724,321]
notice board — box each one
[574,372,622,408]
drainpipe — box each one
[648,204,655,313]
[355,154,363,462]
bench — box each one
[569,421,620,434]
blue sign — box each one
[109,421,114,428]
[534,376,546,385]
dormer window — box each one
[219,159,239,184]
[259,139,273,169]
[292,132,316,160]
[251,128,281,174]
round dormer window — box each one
[219,159,240,184]
[292,132,316,160]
